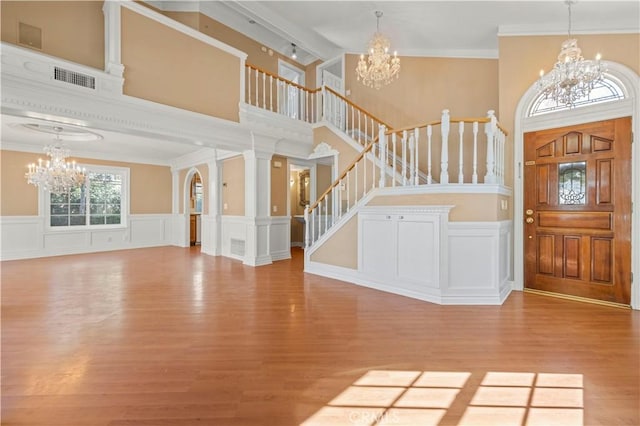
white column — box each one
[171,168,187,247]
[201,155,222,256]
[102,1,125,79]
[243,148,274,266]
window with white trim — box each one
[529,76,625,116]
[49,166,129,228]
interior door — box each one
[322,70,345,130]
[524,117,632,305]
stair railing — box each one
[304,127,389,248]
[245,64,320,123]
[384,110,508,186]
[322,86,393,148]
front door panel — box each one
[524,117,632,304]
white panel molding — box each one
[374,184,513,196]
[200,214,220,256]
[446,221,512,304]
[220,215,248,262]
[0,214,173,261]
[270,216,291,261]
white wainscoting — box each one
[220,215,293,264]
[305,209,513,305]
[0,214,173,260]
[445,221,512,304]
[220,216,248,262]
[270,216,292,261]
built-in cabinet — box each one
[358,206,452,299]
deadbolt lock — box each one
[525,209,534,216]
[526,217,534,224]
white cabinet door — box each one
[360,214,394,281]
[359,209,446,294]
[396,215,438,290]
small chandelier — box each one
[25,127,86,194]
[355,11,400,90]
[537,0,604,107]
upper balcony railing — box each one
[245,64,320,123]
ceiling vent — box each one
[54,66,96,90]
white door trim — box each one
[513,62,640,309]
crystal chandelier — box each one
[25,128,86,194]
[537,0,604,107]
[355,11,400,90]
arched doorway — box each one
[184,167,204,250]
[513,62,640,309]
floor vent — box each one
[54,67,96,89]
[230,239,245,257]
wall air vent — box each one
[230,238,246,257]
[54,67,96,89]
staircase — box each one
[245,63,508,254]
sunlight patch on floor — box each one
[301,370,584,426]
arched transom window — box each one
[529,75,625,116]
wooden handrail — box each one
[308,138,378,212]
[323,87,394,130]
[385,117,509,137]
[245,63,321,93]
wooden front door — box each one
[524,117,632,305]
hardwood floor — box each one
[2,247,638,425]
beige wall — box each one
[345,55,499,129]
[1,150,172,216]
[309,215,358,269]
[1,1,104,70]
[121,8,240,122]
[316,164,332,198]
[270,155,287,217]
[367,193,510,222]
[1,150,40,216]
[222,156,245,216]
[498,33,640,186]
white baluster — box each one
[346,172,350,210]
[393,132,398,187]
[458,121,465,184]
[247,67,251,104]
[409,133,415,186]
[310,208,315,245]
[413,128,420,185]
[269,75,273,112]
[427,125,433,184]
[254,69,258,107]
[364,115,368,146]
[401,131,407,186]
[358,110,362,144]
[261,73,266,109]
[472,121,479,184]
[440,109,450,184]
[324,199,328,235]
[379,125,387,188]
[484,110,496,184]
[363,151,368,196]
[338,180,343,218]
[304,205,310,248]
[355,162,359,200]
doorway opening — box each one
[185,169,203,248]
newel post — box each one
[378,124,387,188]
[440,109,450,184]
[484,110,497,184]
[304,205,310,248]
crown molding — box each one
[498,24,640,37]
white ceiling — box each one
[150,1,640,63]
